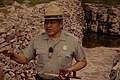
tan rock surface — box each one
[77,47,120,80]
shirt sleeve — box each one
[74,39,86,61]
[23,38,36,61]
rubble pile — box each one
[0,0,84,79]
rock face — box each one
[83,3,120,35]
[0,0,84,79]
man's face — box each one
[44,19,63,36]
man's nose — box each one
[46,22,52,27]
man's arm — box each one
[68,58,87,72]
[0,47,29,64]
[59,58,87,79]
[10,53,29,64]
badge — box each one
[63,46,67,51]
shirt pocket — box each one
[36,49,49,65]
[57,50,73,67]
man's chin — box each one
[47,32,54,36]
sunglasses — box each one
[48,47,53,58]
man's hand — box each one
[0,47,29,64]
[59,67,71,80]
[0,47,14,57]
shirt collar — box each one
[43,33,49,40]
[59,30,66,41]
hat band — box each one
[45,15,63,20]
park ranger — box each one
[1,5,87,80]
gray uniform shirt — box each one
[23,30,86,74]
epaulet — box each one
[37,29,46,35]
[64,31,77,39]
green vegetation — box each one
[82,0,120,5]
[15,0,25,3]
[0,0,56,7]
[29,0,56,4]
[0,0,3,6]
[14,0,56,4]
[0,0,120,7]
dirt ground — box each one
[74,46,120,80]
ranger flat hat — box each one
[44,5,63,20]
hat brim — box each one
[45,15,63,20]
[45,17,63,20]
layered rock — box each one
[83,3,120,35]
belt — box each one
[35,74,60,80]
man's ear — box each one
[60,20,63,29]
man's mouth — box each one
[46,29,52,32]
